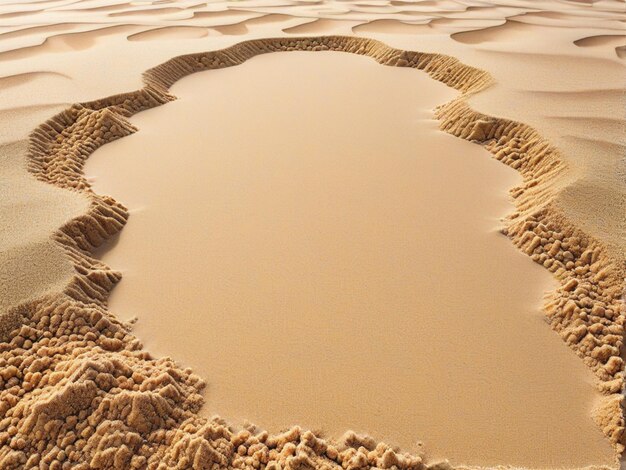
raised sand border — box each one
[0,36,623,469]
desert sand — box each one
[86,50,613,466]
[0,1,624,470]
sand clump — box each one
[0,36,623,469]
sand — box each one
[86,50,613,466]
[0,1,624,470]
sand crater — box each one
[85,51,613,467]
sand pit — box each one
[0,7,624,465]
[85,50,614,466]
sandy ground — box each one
[0,1,624,469]
[86,51,612,467]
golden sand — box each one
[87,51,613,467]
[0,1,625,469]
[0,36,622,468]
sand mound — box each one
[0,36,623,469]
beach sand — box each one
[0,1,624,469]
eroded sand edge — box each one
[0,36,623,469]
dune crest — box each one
[127,26,211,42]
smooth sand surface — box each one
[86,51,614,467]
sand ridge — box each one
[1,0,624,46]
[0,35,623,469]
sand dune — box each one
[108,7,187,17]
[429,17,505,33]
[232,13,318,33]
[0,104,69,144]
[127,26,211,41]
[353,19,435,34]
[0,23,81,41]
[0,71,69,90]
[86,49,614,467]
[526,87,625,102]
[192,9,266,21]
[2,35,622,469]
[0,138,88,338]
[547,116,625,146]
[0,1,625,469]
[574,34,626,47]
[451,19,534,44]
[0,25,139,62]
[284,18,361,34]
[190,10,266,29]
[0,11,41,19]
[514,10,626,31]
[390,0,465,11]
[54,2,133,13]
[244,13,297,25]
